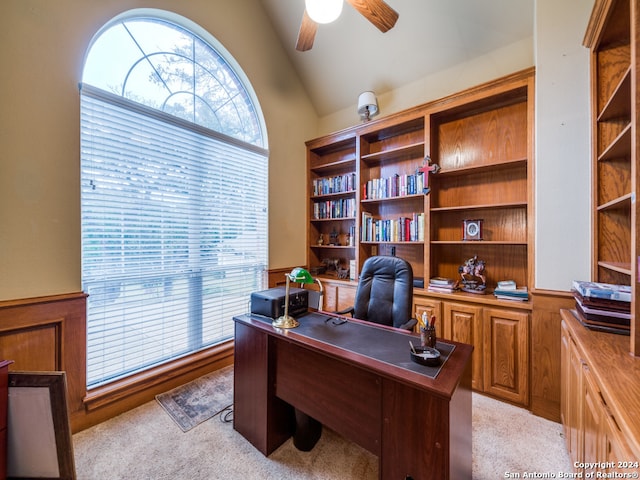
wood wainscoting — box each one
[0,293,233,433]
[0,293,88,421]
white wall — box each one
[534,0,594,290]
[318,36,534,136]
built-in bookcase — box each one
[306,69,534,304]
[584,0,638,355]
[428,86,532,289]
[359,115,427,281]
[307,135,357,274]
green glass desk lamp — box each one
[273,267,323,329]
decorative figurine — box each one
[337,266,350,279]
[458,255,487,294]
[329,228,339,246]
[318,233,324,245]
[418,155,440,195]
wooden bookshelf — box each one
[584,0,638,356]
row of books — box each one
[313,198,356,220]
[312,173,356,196]
[362,172,424,200]
[572,280,631,335]
[361,212,424,242]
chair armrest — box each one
[399,318,418,331]
[335,306,354,317]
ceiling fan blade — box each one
[346,0,399,32]
[296,10,318,51]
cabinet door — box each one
[568,337,585,466]
[336,284,357,312]
[444,302,483,390]
[604,411,640,475]
[413,296,442,336]
[482,308,529,406]
[322,282,357,313]
[582,365,606,477]
[560,321,571,442]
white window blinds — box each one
[81,85,268,387]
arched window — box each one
[80,12,268,387]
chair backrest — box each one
[353,256,413,329]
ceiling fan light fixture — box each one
[358,91,379,121]
[305,0,343,24]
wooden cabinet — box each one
[429,296,529,405]
[584,0,639,355]
[413,296,442,334]
[444,301,484,391]
[561,309,640,475]
[321,278,357,312]
[482,307,528,405]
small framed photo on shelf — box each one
[463,219,483,241]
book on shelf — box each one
[574,296,630,327]
[496,280,517,290]
[572,280,631,303]
[574,304,630,336]
[360,212,424,242]
[363,171,424,200]
[572,290,630,313]
[493,286,528,301]
[429,276,456,286]
[313,173,356,196]
[428,277,459,293]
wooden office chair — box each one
[338,255,417,330]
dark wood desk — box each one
[233,312,473,480]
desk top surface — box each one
[234,311,473,398]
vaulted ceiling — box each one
[259,0,535,116]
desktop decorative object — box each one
[458,255,487,294]
[273,267,324,328]
[463,219,483,241]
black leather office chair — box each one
[339,255,417,330]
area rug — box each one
[155,365,233,432]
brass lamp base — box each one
[272,315,300,329]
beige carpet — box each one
[73,367,572,479]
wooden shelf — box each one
[431,240,528,245]
[431,201,527,212]
[597,192,632,211]
[436,157,527,176]
[598,66,631,121]
[597,260,632,276]
[311,191,356,200]
[361,193,424,204]
[361,141,425,165]
[598,123,631,162]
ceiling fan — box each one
[296,0,399,52]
